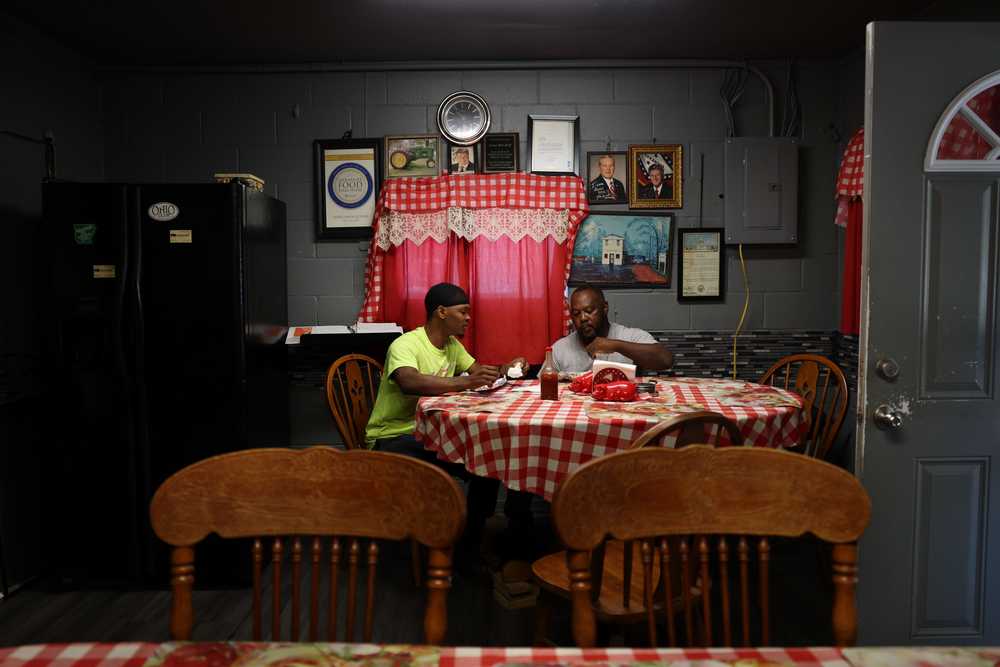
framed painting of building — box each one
[569,211,673,288]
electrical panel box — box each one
[723,137,798,244]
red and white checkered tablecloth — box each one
[0,644,155,667]
[357,173,589,326]
[415,378,807,501]
[0,643,850,667]
[834,128,864,228]
[441,646,848,667]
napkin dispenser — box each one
[592,359,637,383]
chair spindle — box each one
[310,537,321,641]
[680,537,693,647]
[738,536,750,646]
[641,540,656,646]
[291,537,302,640]
[272,537,283,639]
[658,538,676,647]
[364,541,379,641]
[346,538,359,641]
[758,537,771,645]
[623,540,633,609]
[252,539,263,640]
[718,536,732,646]
[698,535,712,646]
[329,537,341,640]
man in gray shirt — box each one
[553,285,673,372]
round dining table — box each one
[414,376,807,501]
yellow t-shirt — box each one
[364,327,475,444]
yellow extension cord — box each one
[732,243,750,379]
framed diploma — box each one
[678,228,725,302]
[480,132,520,173]
[314,138,382,240]
[527,114,579,175]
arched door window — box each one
[925,70,1000,171]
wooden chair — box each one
[553,446,871,647]
[630,410,743,449]
[326,354,425,588]
[759,354,849,460]
[325,354,382,450]
[532,412,743,645]
[150,447,465,644]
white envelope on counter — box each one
[592,359,637,381]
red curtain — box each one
[839,199,863,335]
[379,235,569,365]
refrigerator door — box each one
[45,181,145,585]
[133,184,246,489]
[133,183,263,586]
[243,189,289,448]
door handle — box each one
[873,404,903,430]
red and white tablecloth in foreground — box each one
[4,643,1000,667]
[415,377,807,501]
[0,643,845,667]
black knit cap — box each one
[425,282,469,317]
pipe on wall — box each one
[101,59,776,137]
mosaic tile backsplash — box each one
[290,330,861,390]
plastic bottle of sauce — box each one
[540,346,559,401]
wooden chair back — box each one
[150,447,465,644]
[631,411,744,449]
[607,411,742,614]
[326,354,382,449]
[552,446,871,648]
[760,354,849,459]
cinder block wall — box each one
[101,61,847,331]
[0,11,105,592]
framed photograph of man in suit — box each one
[446,143,478,175]
[628,144,683,209]
[586,151,628,205]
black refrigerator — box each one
[44,181,289,586]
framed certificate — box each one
[480,132,520,173]
[678,228,725,302]
[527,114,579,175]
[314,138,382,240]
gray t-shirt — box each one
[551,322,658,372]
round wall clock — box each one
[436,91,491,146]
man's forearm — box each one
[611,340,673,371]
[396,373,471,396]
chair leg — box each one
[411,540,422,588]
[533,590,554,647]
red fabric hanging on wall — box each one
[358,174,589,365]
[836,128,865,335]
[839,199,863,335]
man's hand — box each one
[465,364,500,390]
[585,337,621,358]
[500,356,529,378]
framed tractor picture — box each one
[384,134,443,178]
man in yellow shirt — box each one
[365,283,526,547]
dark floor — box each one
[0,499,835,648]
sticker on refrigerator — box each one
[148,202,179,221]
[93,264,116,279]
[73,223,97,245]
[169,229,193,244]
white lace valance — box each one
[375,207,570,250]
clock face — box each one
[437,91,491,145]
